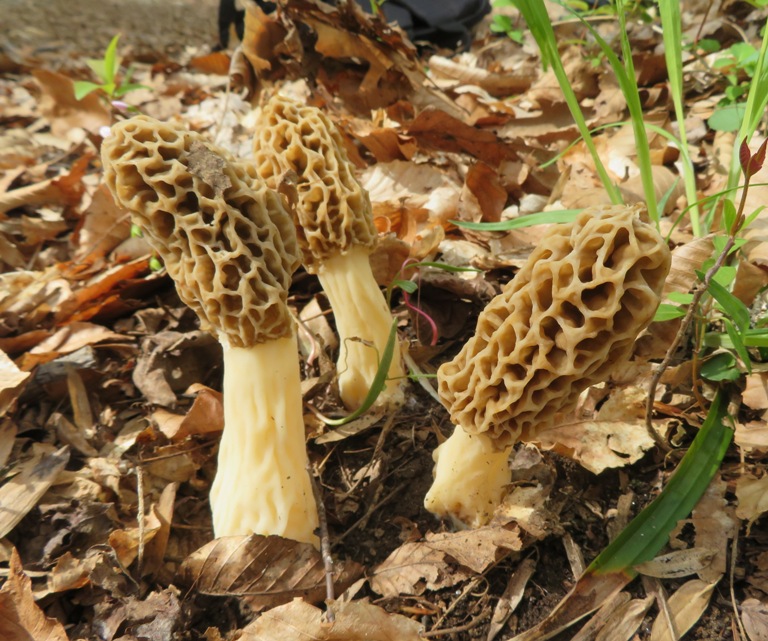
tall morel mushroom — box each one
[252,94,405,410]
[425,204,671,527]
[102,115,319,545]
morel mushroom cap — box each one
[252,95,405,409]
[102,114,300,348]
[253,94,377,271]
[102,115,319,545]
[425,204,671,526]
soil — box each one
[1,0,219,58]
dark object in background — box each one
[216,0,491,50]
[217,0,276,49]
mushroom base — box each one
[210,335,319,546]
[317,246,405,409]
[424,426,513,528]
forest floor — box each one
[3,1,768,640]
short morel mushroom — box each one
[425,204,671,527]
[252,95,405,409]
[102,115,319,545]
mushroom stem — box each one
[317,246,405,409]
[210,333,319,546]
[424,426,513,528]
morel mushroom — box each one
[425,204,671,527]
[252,95,405,409]
[102,115,319,545]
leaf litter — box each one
[3,0,768,639]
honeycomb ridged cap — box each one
[252,95,377,272]
[101,115,301,348]
[437,204,671,447]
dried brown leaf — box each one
[406,108,519,168]
[744,373,768,410]
[177,535,362,612]
[33,69,111,138]
[370,525,522,596]
[0,444,69,538]
[153,386,224,440]
[649,579,717,641]
[635,548,717,579]
[735,474,768,526]
[532,420,655,474]
[487,558,537,641]
[241,598,423,640]
[593,595,653,641]
[735,421,768,452]
[742,598,768,641]
[691,474,737,582]
[0,348,31,415]
[571,591,631,641]
[0,548,68,641]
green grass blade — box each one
[103,34,121,86]
[658,0,702,235]
[314,320,398,426]
[729,20,768,191]
[451,209,580,231]
[512,0,622,205]
[588,390,732,575]
[567,4,658,223]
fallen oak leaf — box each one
[370,524,523,597]
[532,419,655,474]
[176,534,362,612]
[0,444,69,539]
[649,579,718,641]
[241,598,423,640]
[0,548,68,641]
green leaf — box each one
[708,103,747,132]
[706,275,750,330]
[73,81,103,101]
[451,209,579,231]
[103,34,122,85]
[393,279,418,294]
[700,352,741,381]
[588,390,732,575]
[724,318,752,374]
[722,198,738,233]
[667,291,694,305]
[654,303,687,322]
[113,82,151,98]
[698,38,721,54]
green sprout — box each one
[74,35,148,110]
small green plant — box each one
[74,35,148,108]
[490,12,525,44]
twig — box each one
[730,530,748,641]
[135,464,146,579]
[308,464,335,620]
[645,234,736,448]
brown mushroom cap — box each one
[102,115,301,348]
[438,204,671,448]
[252,95,377,272]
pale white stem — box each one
[317,246,405,409]
[210,334,319,546]
[424,426,513,527]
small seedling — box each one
[74,35,148,109]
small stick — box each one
[135,464,146,579]
[308,464,336,621]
